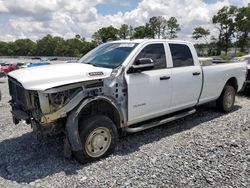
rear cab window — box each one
[169,43,194,68]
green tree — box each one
[92,26,119,43]
[235,5,250,52]
[129,25,134,39]
[12,39,36,56]
[192,27,210,43]
[207,36,220,56]
[148,16,166,38]
[36,34,57,56]
[133,26,147,39]
[145,23,155,38]
[0,42,13,56]
[63,38,84,57]
[193,28,209,56]
[53,37,66,56]
[166,17,181,39]
[119,24,130,39]
[212,6,237,55]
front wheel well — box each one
[225,77,238,92]
[79,99,121,130]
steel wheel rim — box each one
[225,90,234,109]
[85,127,112,158]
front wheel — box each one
[216,85,236,112]
[73,115,118,163]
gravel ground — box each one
[0,77,249,188]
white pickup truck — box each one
[8,39,247,163]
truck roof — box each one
[109,39,193,45]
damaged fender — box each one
[65,95,124,151]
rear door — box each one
[168,43,202,110]
[126,43,172,124]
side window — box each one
[169,44,194,67]
[135,43,166,69]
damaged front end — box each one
[8,63,128,150]
[8,76,104,138]
[8,77,34,124]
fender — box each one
[65,95,124,151]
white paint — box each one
[124,39,247,124]
[8,63,112,91]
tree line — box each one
[0,4,249,57]
[92,16,180,44]
[0,35,96,57]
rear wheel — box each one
[73,115,118,163]
[216,85,236,112]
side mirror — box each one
[128,58,154,73]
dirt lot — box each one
[0,77,249,188]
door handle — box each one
[193,72,201,76]
[160,76,170,80]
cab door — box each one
[125,43,172,125]
[168,43,202,110]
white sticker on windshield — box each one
[119,43,135,48]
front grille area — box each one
[247,69,250,81]
[8,77,31,110]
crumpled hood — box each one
[8,63,112,91]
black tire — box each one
[216,85,236,112]
[73,115,118,163]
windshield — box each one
[78,43,138,68]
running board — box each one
[124,108,196,133]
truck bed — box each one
[198,62,246,105]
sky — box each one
[0,0,249,42]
